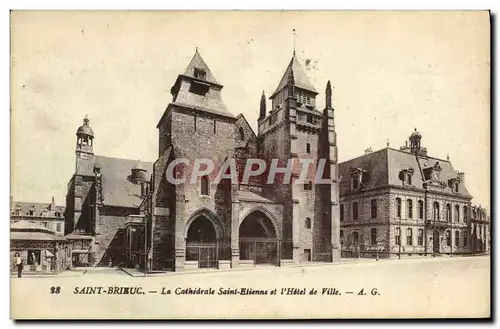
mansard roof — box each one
[338,148,472,198]
[271,54,318,98]
[94,155,153,208]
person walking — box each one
[15,253,23,278]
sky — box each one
[10,10,490,211]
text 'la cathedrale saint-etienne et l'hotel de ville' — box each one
[10,47,490,275]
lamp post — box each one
[144,219,147,277]
[398,216,402,260]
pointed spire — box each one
[292,29,297,56]
[386,139,390,148]
[325,80,332,109]
[446,153,450,161]
[259,91,266,119]
[183,49,220,85]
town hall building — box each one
[63,49,341,271]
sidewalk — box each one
[120,254,489,277]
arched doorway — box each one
[239,210,279,265]
[185,215,219,269]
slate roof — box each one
[339,148,471,198]
[11,200,65,218]
[183,49,221,86]
[271,54,318,98]
[94,155,153,208]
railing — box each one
[239,238,279,266]
[186,242,231,269]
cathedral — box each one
[64,49,341,271]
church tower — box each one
[258,52,326,262]
[154,49,237,271]
[75,115,95,176]
[70,115,97,233]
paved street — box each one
[11,256,490,319]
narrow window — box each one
[305,217,311,229]
[407,199,413,219]
[370,199,377,219]
[340,230,344,246]
[396,198,402,218]
[418,229,424,246]
[353,232,359,246]
[446,230,451,247]
[463,231,468,247]
[418,200,424,219]
[455,230,460,247]
[351,175,359,190]
[307,114,313,123]
[306,143,311,154]
[463,206,468,221]
[406,228,413,246]
[408,174,412,186]
[352,202,358,220]
[340,204,344,221]
[455,205,460,223]
[194,115,197,131]
[395,227,401,246]
[446,204,451,222]
[433,202,440,221]
[201,176,210,195]
[213,120,217,134]
[371,228,377,245]
[239,127,244,141]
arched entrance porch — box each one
[239,210,279,265]
[185,209,227,269]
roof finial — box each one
[292,29,297,56]
[195,46,198,52]
[446,153,450,161]
[259,90,267,119]
[325,80,332,109]
[386,139,390,148]
[83,114,89,125]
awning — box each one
[45,250,54,257]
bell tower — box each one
[75,115,95,176]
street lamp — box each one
[398,216,402,260]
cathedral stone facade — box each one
[64,49,341,271]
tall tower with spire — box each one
[258,51,339,263]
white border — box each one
[1,1,498,327]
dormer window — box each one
[194,68,206,80]
[454,182,459,193]
[349,167,366,190]
[399,168,414,186]
[351,176,359,190]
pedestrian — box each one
[15,253,23,278]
